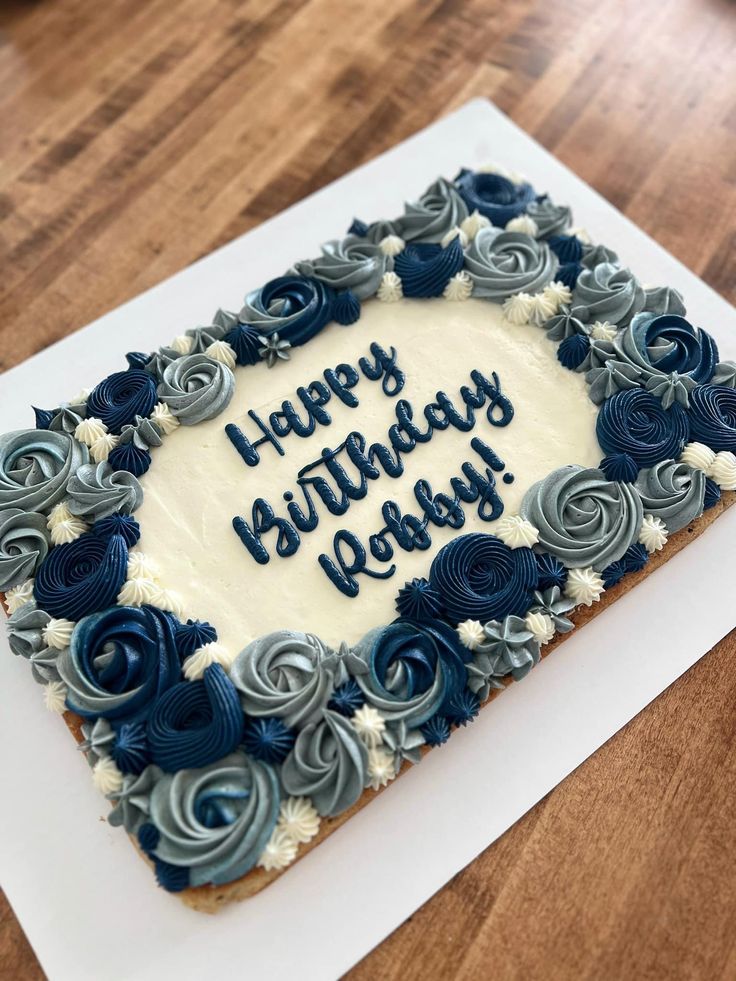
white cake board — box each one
[1,99,735,981]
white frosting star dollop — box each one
[351,705,386,748]
[679,441,716,472]
[277,797,321,844]
[505,214,539,237]
[708,451,736,490]
[378,235,405,257]
[150,402,180,436]
[460,209,491,240]
[47,502,87,545]
[257,827,299,872]
[590,320,618,341]
[92,756,124,796]
[169,334,193,355]
[117,577,160,607]
[440,226,469,249]
[42,617,76,650]
[4,578,35,613]
[543,280,573,310]
[528,291,558,327]
[525,610,555,645]
[90,432,119,463]
[443,271,473,301]
[205,339,237,371]
[502,292,534,325]
[126,550,160,582]
[376,271,403,302]
[43,680,68,715]
[182,642,235,681]
[153,587,185,618]
[639,514,668,553]
[564,567,605,607]
[495,515,540,549]
[457,619,485,651]
[367,747,396,791]
[74,417,108,447]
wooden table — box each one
[1,0,735,977]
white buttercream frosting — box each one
[590,320,618,341]
[126,551,160,582]
[443,271,473,301]
[525,610,555,645]
[565,567,604,606]
[47,501,88,545]
[153,587,185,618]
[169,334,193,356]
[376,271,403,302]
[709,451,736,490]
[182,642,235,681]
[495,515,539,548]
[378,235,405,257]
[150,402,180,436]
[74,417,108,447]
[257,827,298,872]
[679,441,716,472]
[44,681,68,714]
[42,618,76,650]
[90,433,119,463]
[502,292,534,325]
[528,291,559,328]
[117,577,160,607]
[367,747,396,790]
[543,281,573,309]
[460,210,491,240]
[440,226,469,249]
[205,340,237,371]
[277,796,321,844]
[639,514,668,552]
[4,578,35,613]
[92,757,124,796]
[457,619,485,651]
[505,215,539,237]
[351,705,386,748]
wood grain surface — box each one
[0,0,735,977]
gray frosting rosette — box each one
[158,353,234,425]
[521,465,643,569]
[291,236,391,300]
[48,403,86,434]
[231,630,333,729]
[634,460,705,532]
[0,508,51,591]
[280,708,368,817]
[147,752,279,886]
[107,766,161,833]
[525,197,572,238]
[571,262,646,327]
[643,286,686,317]
[0,429,88,514]
[464,228,558,300]
[394,177,469,244]
[6,599,59,684]
[67,462,143,521]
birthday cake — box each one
[2,166,736,912]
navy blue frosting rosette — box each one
[596,389,689,468]
[58,604,182,725]
[393,239,464,297]
[454,168,536,226]
[34,529,129,620]
[87,370,158,434]
[428,533,538,625]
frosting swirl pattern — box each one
[428,533,538,624]
[66,462,143,521]
[687,385,736,452]
[158,354,234,425]
[148,751,279,887]
[239,275,334,347]
[291,236,390,300]
[572,262,646,327]
[33,530,128,620]
[454,170,535,226]
[393,239,464,297]
[281,708,368,817]
[230,630,332,728]
[0,509,50,591]
[635,460,705,532]
[395,177,469,243]
[58,604,181,724]
[464,228,558,300]
[596,390,690,467]
[520,465,642,570]
[87,370,158,434]
[525,196,572,238]
[0,429,87,514]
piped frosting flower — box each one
[495,515,539,549]
[205,339,237,371]
[379,235,405,257]
[564,567,605,606]
[117,577,160,607]
[44,680,68,714]
[525,610,555,645]
[590,320,618,341]
[153,586,185,618]
[377,271,403,302]
[457,619,485,651]
[4,578,35,613]
[460,209,491,240]
[543,280,573,309]
[92,756,124,796]
[42,617,76,650]
[257,827,299,872]
[277,796,321,844]
[182,641,235,681]
[440,226,469,249]
[708,451,736,490]
[502,292,534,325]
[126,550,160,581]
[679,441,715,472]
[74,417,108,447]
[169,334,193,355]
[638,514,668,553]
[505,214,539,237]
[90,432,119,463]
[47,501,88,545]
[443,270,473,301]
[351,705,386,748]
[528,290,559,327]
[367,747,396,790]
[149,402,180,436]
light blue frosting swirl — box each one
[395,177,469,244]
[571,262,646,327]
[230,630,333,729]
[525,197,572,238]
[280,708,368,817]
[6,599,50,660]
[158,353,235,425]
[0,429,87,514]
[290,236,391,300]
[464,228,558,300]
[0,508,51,591]
[148,751,279,886]
[521,465,643,570]
[634,460,705,532]
[67,462,143,521]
